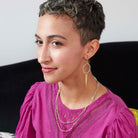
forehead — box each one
[36,14,79,39]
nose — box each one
[37,45,51,64]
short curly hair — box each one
[39,0,105,46]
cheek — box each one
[68,48,84,62]
[36,50,39,58]
[53,47,83,66]
[36,47,41,59]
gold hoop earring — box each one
[82,62,91,87]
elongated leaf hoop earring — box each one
[82,63,91,87]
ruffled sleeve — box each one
[106,107,138,138]
[15,82,40,138]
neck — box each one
[58,73,98,109]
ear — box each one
[83,39,100,60]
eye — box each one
[52,41,63,46]
[35,40,43,45]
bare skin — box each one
[59,73,107,109]
[35,13,107,110]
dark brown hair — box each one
[39,0,105,46]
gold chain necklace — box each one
[55,79,99,132]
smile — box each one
[42,67,57,73]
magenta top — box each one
[15,82,138,138]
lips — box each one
[41,66,57,73]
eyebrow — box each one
[35,34,67,40]
[35,34,41,39]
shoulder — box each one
[18,81,58,123]
[105,89,128,114]
[23,81,57,101]
[105,89,132,120]
[26,81,57,95]
[105,90,138,137]
[106,107,138,137]
[20,81,56,110]
[22,82,45,103]
[16,81,48,136]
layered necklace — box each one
[55,79,99,133]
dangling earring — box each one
[82,62,91,87]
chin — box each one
[43,74,59,84]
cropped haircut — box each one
[39,0,105,46]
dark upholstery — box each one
[0,41,137,133]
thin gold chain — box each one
[55,79,99,132]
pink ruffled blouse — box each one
[15,82,138,138]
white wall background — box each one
[0,0,138,66]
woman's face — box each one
[35,14,86,83]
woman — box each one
[15,0,138,137]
